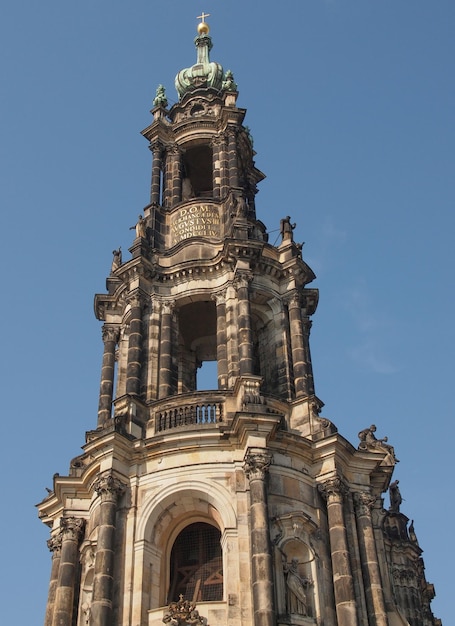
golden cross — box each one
[197,12,210,22]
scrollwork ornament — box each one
[93,472,126,502]
[244,449,272,481]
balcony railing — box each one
[155,399,223,433]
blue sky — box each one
[0,1,453,623]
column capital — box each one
[47,533,62,554]
[160,299,175,315]
[167,143,181,156]
[211,133,226,148]
[284,290,301,309]
[93,472,126,502]
[244,449,272,481]
[60,516,85,541]
[212,290,227,306]
[127,291,147,309]
[233,272,253,291]
[353,491,376,516]
[150,139,163,154]
[318,476,349,502]
[101,324,120,344]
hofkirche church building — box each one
[37,18,441,626]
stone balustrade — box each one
[154,394,225,433]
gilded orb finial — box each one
[197,12,210,35]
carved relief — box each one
[162,596,208,625]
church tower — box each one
[38,18,441,626]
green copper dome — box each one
[175,31,224,99]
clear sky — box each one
[1,1,453,623]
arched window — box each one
[168,522,223,603]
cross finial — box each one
[197,12,210,23]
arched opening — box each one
[182,145,213,199]
[168,522,223,603]
[178,301,217,392]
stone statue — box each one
[111,247,122,272]
[389,479,402,513]
[280,216,296,242]
[284,558,310,616]
[182,178,194,201]
[234,194,248,218]
[130,214,147,239]
[358,424,397,460]
[153,84,168,108]
[222,69,237,92]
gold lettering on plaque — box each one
[171,204,220,244]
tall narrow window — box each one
[168,522,223,603]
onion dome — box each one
[175,17,224,99]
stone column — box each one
[212,135,222,201]
[126,294,143,396]
[235,274,254,376]
[162,147,172,208]
[97,325,119,427]
[244,449,275,626]
[227,127,239,189]
[287,293,308,398]
[354,492,388,626]
[158,300,174,398]
[218,132,229,199]
[52,517,85,626]
[150,141,163,205]
[146,298,161,401]
[169,144,182,207]
[45,533,62,626]
[302,316,315,396]
[213,291,228,389]
[318,478,359,626]
[90,473,126,626]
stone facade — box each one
[37,21,441,626]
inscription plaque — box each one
[170,203,221,245]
